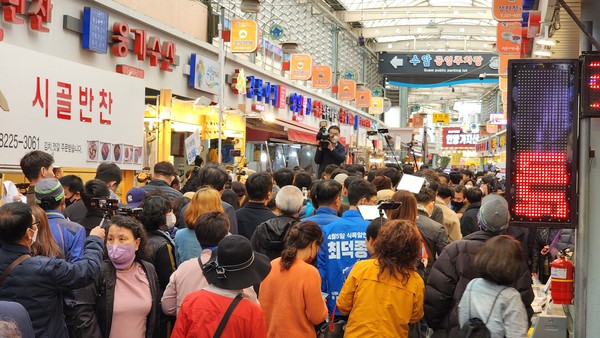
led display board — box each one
[505,60,578,228]
[581,53,600,117]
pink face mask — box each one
[107,243,136,270]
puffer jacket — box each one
[250,215,298,261]
[424,230,534,338]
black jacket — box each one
[0,237,103,338]
[416,210,449,282]
[250,215,298,261]
[424,230,534,338]
[459,201,481,237]
[314,142,346,178]
[95,261,160,338]
[147,230,177,293]
[235,202,276,240]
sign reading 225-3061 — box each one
[0,133,40,150]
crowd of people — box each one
[0,146,575,338]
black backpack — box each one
[456,281,508,338]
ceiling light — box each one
[459,27,465,33]
[536,37,558,46]
[533,47,553,57]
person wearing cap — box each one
[126,187,147,208]
[34,178,86,262]
[142,162,183,201]
[372,175,395,201]
[171,235,270,338]
[19,150,55,206]
[424,194,534,338]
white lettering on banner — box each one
[0,43,144,169]
[327,232,368,260]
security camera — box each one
[479,73,486,80]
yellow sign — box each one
[290,54,313,80]
[499,54,520,75]
[451,152,463,166]
[231,20,258,53]
[432,113,450,124]
[500,134,507,147]
[370,97,383,114]
[499,76,508,92]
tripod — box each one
[406,142,419,172]
[379,132,400,168]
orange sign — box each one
[502,90,508,105]
[499,76,508,92]
[312,65,332,89]
[290,54,313,80]
[231,20,258,53]
[497,22,522,54]
[338,79,356,101]
[486,122,499,134]
[370,97,384,114]
[493,0,523,21]
[356,89,372,108]
[499,54,520,75]
[413,114,424,128]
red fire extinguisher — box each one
[550,255,574,305]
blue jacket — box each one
[317,209,370,314]
[0,237,104,338]
[304,207,340,227]
[174,228,201,265]
[46,210,86,262]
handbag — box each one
[213,294,243,338]
[0,254,30,286]
[317,305,346,338]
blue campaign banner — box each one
[82,7,109,54]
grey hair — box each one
[275,185,304,216]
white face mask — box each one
[331,136,339,143]
[31,228,38,243]
[166,213,176,229]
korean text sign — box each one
[441,127,479,148]
[0,43,144,169]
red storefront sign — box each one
[111,21,176,72]
[442,127,479,148]
[0,0,53,40]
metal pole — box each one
[575,118,590,338]
[218,6,225,165]
[556,0,600,51]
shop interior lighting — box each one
[533,47,553,57]
[264,113,276,122]
[170,122,202,133]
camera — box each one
[481,174,503,193]
[90,198,119,213]
[316,121,330,148]
[377,200,402,210]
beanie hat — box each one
[478,194,510,233]
[126,187,146,207]
[372,175,392,191]
[34,178,65,204]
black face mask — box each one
[65,196,76,207]
[451,201,465,209]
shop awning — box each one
[288,130,317,145]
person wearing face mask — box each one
[34,178,86,262]
[60,175,86,223]
[138,193,176,338]
[314,126,347,179]
[259,221,328,338]
[89,215,160,338]
[0,202,105,338]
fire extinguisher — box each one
[550,254,574,305]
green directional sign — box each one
[371,85,384,97]
[342,69,356,80]
[269,24,284,40]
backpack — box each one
[456,281,508,338]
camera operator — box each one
[79,179,111,236]
[314,125,346,179]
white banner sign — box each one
[189,54,220,95]
[0,43,145,169]
[184,129,202,165]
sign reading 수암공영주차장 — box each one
[0,43,145,169]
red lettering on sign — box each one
[111,22,130,57]
[277,85,286,109]
[146,36,161,67]
[32,76,48,117]
[27,0,52,32]
[131,28,146,61]
[79,86,94,123]
[56,81,72,120]
[3,0,26,24]
[514,152,569,219]
[160,41,176,72]
[99,89,113,125]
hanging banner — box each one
[432,113,450,124]
[496,22,522,54]
[370,97,384,115]
[312,65,332,89]
[338,79,356,101]
[493,0,523,21]
[231,20,259,53]
[290,54,313,80]
[0,43,144,169]
[356,89,372,108]
[442,127,479,148]
[184,129,202,165]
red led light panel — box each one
[506,60,578,228]
[581,54,600,117]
